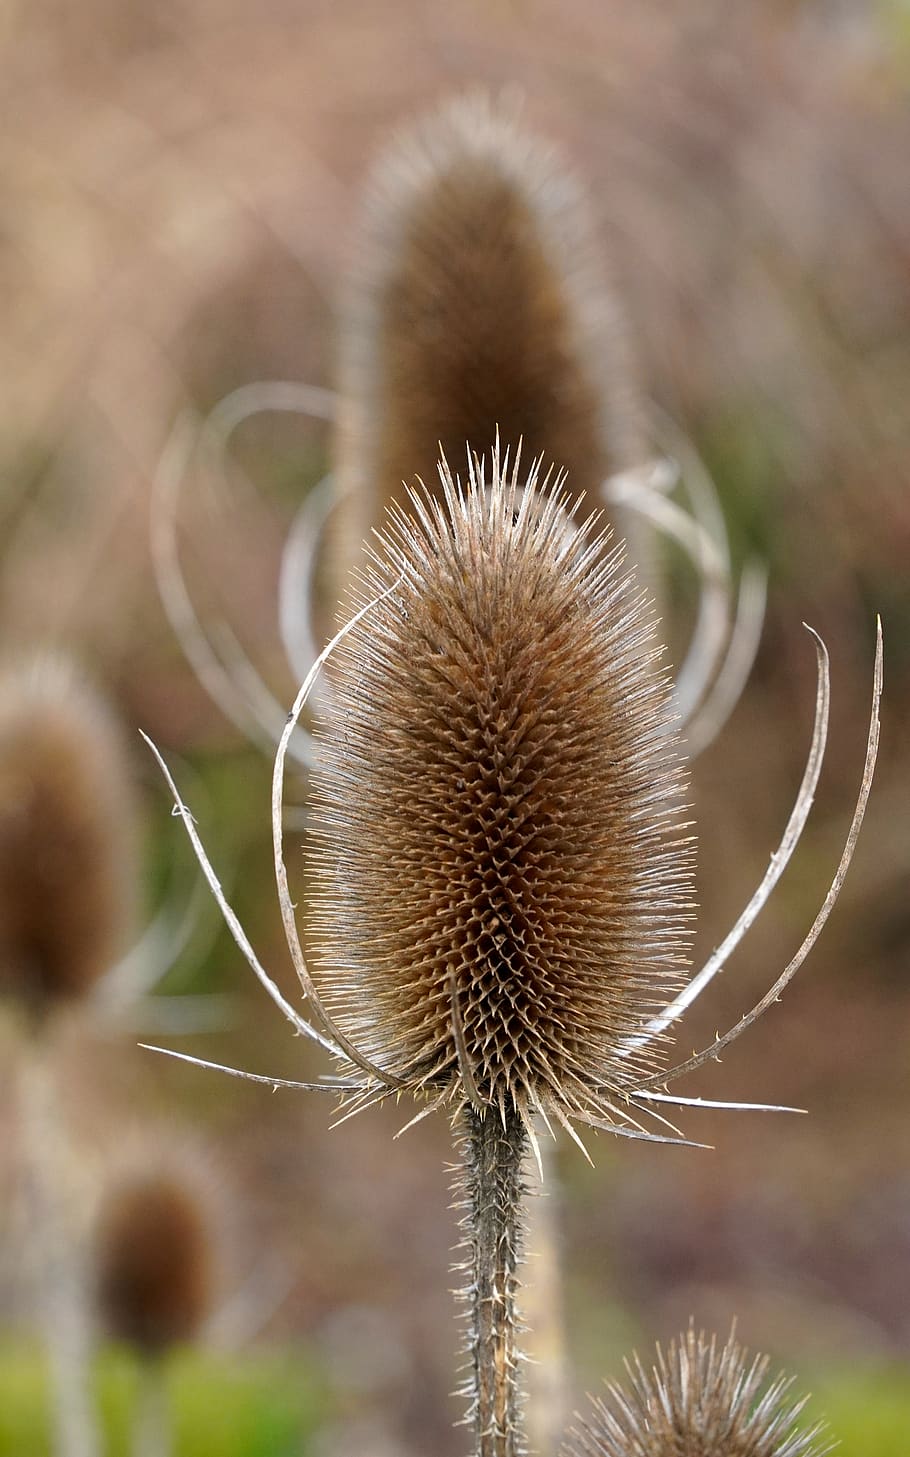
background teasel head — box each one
[0,653,135,1027]
[333,92,644,597]
[93,1159,216,1356]
[563,1326,835,1457]
[307,449,693,1133]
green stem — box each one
[457,1102,528,1457]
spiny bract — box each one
[307,452,693,1129]
[563,1326,834,1457]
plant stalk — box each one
[458,1102,528,1457]
[134,1357,170,1457]
[20,1045,100,1457]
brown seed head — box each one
[333,93,640,598]
[308,452,693,1126]
[563,1327,834,1457]
[0,655,135,1024]
[94,1167,214,1356]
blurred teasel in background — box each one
[94,1158,216,1457]
[0,653,138,1457]
[0,654,135,1032]
[94,1164,215,1359]
[332,93,647,588]
[152,94,762,773]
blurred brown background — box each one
[2,3,908,1454]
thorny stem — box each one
[457,1103,529,1457]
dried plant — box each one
[95,1168,214,1356]
[311,450,688,1456]
[332,87,765,742]
[333,93,642,566]
[0,654,135,1028]
[144,97,769,1455]
[93,1161,215,1457]
[146,447,880,1457]
[306,453,693,1135]
[151,96,764,780]
[563,1326,834,1457]
[0,653,141,1457]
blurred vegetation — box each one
[0,1345,328,1457]
[0,1345,907,1457]
[811,1368,910,1456]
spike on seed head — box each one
[563,1326,835,1457]
[94,1166,214,1355]
[0,654,135,1025]
[333,92,640,594]
[307,449,694,1130]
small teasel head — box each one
[307,448,694,1133]
[94,1160,215,1356]
[331,92,646,618]
[0,654,135,1028]
[338,91,624,498]
[563,1326,835,1457]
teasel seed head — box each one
[563,1326,835,1457]
[94,1165,214,1356]
[308,450,693,1131]
[0,654,135,1026]
[333,92,643,596]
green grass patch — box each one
[0,1343,328,1456]
[2,1340,907,1455]
[806,1365,910,1457]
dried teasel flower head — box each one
[146,470,881,1152]
[333,92,641,593]
[307,448,694,1135]
[0,654,135,1027]
[563,1326,835,1457]
[94,1160,215,1356]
